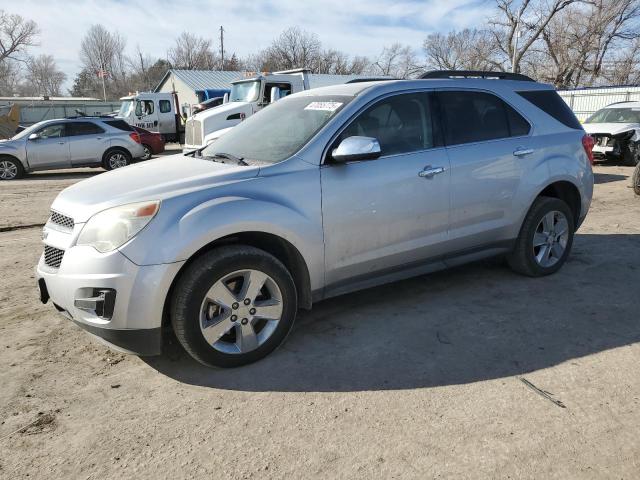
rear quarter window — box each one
[517,90,582,130]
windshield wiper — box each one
[208,152,249,166]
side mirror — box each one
[223,93,229,104]
[28,133,40,141]
[270,87,281,104]
[331,136,381,163]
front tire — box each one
[0,157,24,180]
[622,142,640,166]
[507,196,575,277]
[633,163,640,196]
[102,149,131,170]
[171,246,298,368]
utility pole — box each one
[511,10,522,73]
[220,26,225,70]
[100,61,107,101]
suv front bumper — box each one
[36,245,184,355]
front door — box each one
[321,92,450,291]
[26,123,70,170]
[134,99,159,131]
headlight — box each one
[77,201,160,253]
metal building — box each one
[154,69,381,107]
[0,97,120,127]
[558,85,640,121]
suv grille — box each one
[44,246,64,268]
[50,211,74,230]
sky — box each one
[8,0,491,90]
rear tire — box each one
[171,245,298,368]
[141,144,152,160]
[507,196,575,277]
[633,163,640,196]
[102,149,131,170]
[0,156,24,180]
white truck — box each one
[183,68,369,151]
[117,92,183,142]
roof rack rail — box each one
[345,77,396,84]
[64,114,116,119]
[420,70,534,82]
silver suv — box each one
[0,117,146,180]
[36,71,594,367]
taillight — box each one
[582,134,595,165]
[129,132,141,144]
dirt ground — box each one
[1,158,639,479]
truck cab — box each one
[118,92,180,142]
[183,69,310,151]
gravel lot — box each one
[1,157,639,479]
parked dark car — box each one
[132,126,165,160]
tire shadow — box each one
[145,233,640,392]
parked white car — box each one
[582,101,640,165]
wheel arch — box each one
[102,146,132,163]
[161,230,313,328]
[536,180,582,225]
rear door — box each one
[25,123,70,170]
[67,121,107,165]
[436,89,534,251]
[321,91,451,290]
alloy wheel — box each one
[533,210,570,268]
[108,153,128,169]
[199,269,284,354]
[0,160,18,180]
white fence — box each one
[558,86,640,121]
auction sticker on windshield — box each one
[305,101,343,112]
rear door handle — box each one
[418,166,446,178]
[58,141,65,145]
[513,148,534,156]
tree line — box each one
[0,1,638,100]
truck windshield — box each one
[201,95,353,164]
[586,107,640,124]
[230,81,261,103]
[118,100,134,117]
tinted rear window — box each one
[438,91,531,146]
[104,119,134,131]
[68,121,105,136]
[517,90,582,130]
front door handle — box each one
[418,165,446,178]
[513,148,534,156]
[58,141,65,145]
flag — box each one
[96,69,109,78]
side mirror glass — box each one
[223,93,229,104]
[270,87,281,104]
[28,133,39,140]
[332,136,381,163]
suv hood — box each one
[51,154,259,223]
[583,122,640,135]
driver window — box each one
[37,124,66,138]
[339,92,435,157]
[135,100,154,116]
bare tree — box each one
[260,26,322,71]
[537,0,640,87]
[372,43,419,78]
[168,32,217,69]
[23,54,66,96]
[79,24,128,98]
[424,29,501,71]
[490,0,580,73]
[0,10,39,64]
[0,57,21,95]
[316,49,370,74]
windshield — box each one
[118,100,134,117]
[585,107,640,124]
[230,81,261,103]
[201,95,353,164]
